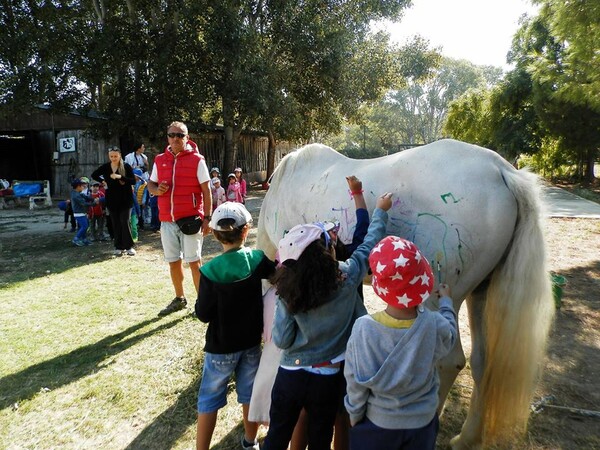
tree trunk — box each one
[222,94,243,173]
[223,96,235,173]
[267,130,276,181]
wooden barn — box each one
[0,107,293,200]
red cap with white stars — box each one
[369,236,434,309]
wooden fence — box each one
[52,129,294,198]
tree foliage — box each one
[445,3,600,181]
[330,52,500,158]
[0,0,413,176]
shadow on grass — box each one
[0,315,185,410]
[124,378,199,450]
[124,375,246,450]
[0,228,165,285]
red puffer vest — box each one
[155,142,205,222]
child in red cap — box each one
[343,236,458,450]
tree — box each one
[358,53,500,155]
[527,0,600,181]
[446,7,600,180]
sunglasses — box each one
[167,132,186,139]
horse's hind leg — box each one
[450,282,488,450]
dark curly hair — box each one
[271,237,341,314]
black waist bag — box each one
[175,215,202,235]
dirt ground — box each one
[1,189,599,449]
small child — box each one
[211,177,226,211]
[88,181,106,241]
[195,202,276,450]
[234,167,247,203]
[130,169,147,241]
[70,178,97,247]
[261,193,392,450]
[210,167,221,180]
[343,236,458,450]
[226,173,244,203]
[62,199,76,232]
[148,194,160,231]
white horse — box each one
[257,139,555,449]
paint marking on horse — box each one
[441,192,462,204]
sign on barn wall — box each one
[59,137,76,153]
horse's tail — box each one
[480,168,554,444]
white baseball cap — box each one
[277,224,324,263]
[209,202,252,231]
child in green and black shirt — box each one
[194,202,275,450]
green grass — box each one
[0,209,259,449]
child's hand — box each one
[437,283,451,298]
[376,192,393,211]
[346,175,362,194]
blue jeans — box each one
[75,216,88,241]
[349,414,439,450]
[197,345,261,414]
[263,368,342,450]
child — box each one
[261,192,392,450]
[88,181,106,241]
[234,167,247,203]
[343,236,458,450]
[226,173,244,203]
[211,177,226,211]
[195,202,276,450]
[70,178,97,246]
[62,198,76,232]
[131,168,148,236]
[279,175,370,450]
[148,193,160,231]
[209,167,221,180]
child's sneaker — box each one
[125,248,136,256]
[72,239,85,247]
[240,437,260,450]
[83,239,92,245]
[113,249,124,256]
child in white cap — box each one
[344,236,458,450]
[194,202,276,450]
[261,193,393,450]
[210,177,226,211]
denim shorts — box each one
[160,221,203,263]
[197,345,261,413]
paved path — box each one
[542,185,600,218]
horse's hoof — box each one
[449,434,481,450]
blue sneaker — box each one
[83,239,92,246]
[72,239,85,247]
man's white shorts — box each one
[160,221,203,263]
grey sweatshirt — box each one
[344,297,457,429]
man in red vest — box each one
[148,121,213,316]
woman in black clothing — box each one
[91,147,136,256]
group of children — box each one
[209,167,247,211]
[66,178,103,246]
[193,175,458,450]
[64,170,160,248]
